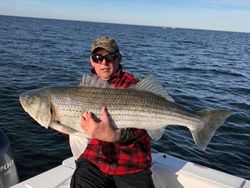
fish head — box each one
[19,89,51,129]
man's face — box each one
[90,48,120,80]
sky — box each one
[1,0,250,33]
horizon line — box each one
[1,14,250,34]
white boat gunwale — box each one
[11,153,250,188]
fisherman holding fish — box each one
[19,36,232,188]
[71,36,155,188]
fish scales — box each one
[46,87,202,131]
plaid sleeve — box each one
[117,128,149,145]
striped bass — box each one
[19,75,232,159]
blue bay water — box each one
[0,15,250,181]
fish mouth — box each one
[19,95,28,112]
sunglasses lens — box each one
[105,54,116,62]
[92,53,117,63]
[92,54,103,63]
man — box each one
[70,36,155,188]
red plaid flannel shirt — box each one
[80,66,152,175]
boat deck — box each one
[11,153,250,188]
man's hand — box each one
[81,107,121,142]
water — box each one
[0,15,250,182]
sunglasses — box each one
[91,53,118,64]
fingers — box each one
[82,112,92,122]
[81,107,109,128]
[81,115,87,131]
[101,106,109,122]
[81,112,92,129]
[80,107,118,142]
[81,112,95,138]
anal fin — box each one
[147,127,165,141]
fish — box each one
[19,74,232,159]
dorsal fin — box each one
[130,75,174,102]
[79,74,113,88]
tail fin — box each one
[191,109,232,151]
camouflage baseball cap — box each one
[90,36,120,54]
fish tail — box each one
[191,109,232,151]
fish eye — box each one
[25,96,32,104]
